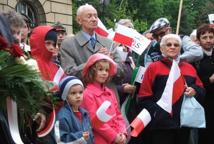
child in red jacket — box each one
[81,53,127,144]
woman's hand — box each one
[123,83,136,94]
[209,73,214,83]
[114,133,127,144]
[184,86,196,97]
[83,131,89,140]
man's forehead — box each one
[200,31,214,36]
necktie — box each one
[90,37,96,48]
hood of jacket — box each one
[30,25,54,61]
[30,25,59,81]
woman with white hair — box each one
[137,34,205,144]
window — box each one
[16,1,37,28]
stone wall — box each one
[0,0,73,34]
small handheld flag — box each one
[130,108,151,137]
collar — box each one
[203,48,213,56]
[75,31,97,47]
[64,102,88,116]
[160,56,183,68]
[86,82,112,97]
[81,31,96,41]
[161,54,180,63]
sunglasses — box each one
[165,43,180,47]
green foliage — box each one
[0,51,52,117]
[72,0,213,35]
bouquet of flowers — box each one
[0,14,57,143]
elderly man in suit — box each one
[60,3,124,102]
[60,3,123,77]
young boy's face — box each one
[67,84,84,111]
[45,40,59,56]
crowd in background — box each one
[0,3,213,144]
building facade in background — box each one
[0,0,73,34]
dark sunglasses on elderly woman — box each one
[166,43,180,47]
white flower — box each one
[15,56,39,72]
[15,56,26,65]
[25,58,39,71]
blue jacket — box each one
[53,103,93,144]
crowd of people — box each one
[0,2,213,144]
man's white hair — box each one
[76,3,96,16]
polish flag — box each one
[50,66,65,92]
[53,66,65,85]
[113,24,133,46]
[156,60,185,113]
[91,100,115,128]
[113,24,151,55]
[130,60,185,137]
[130,108,151,137]
[95,18,109,37]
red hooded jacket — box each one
[30,25,58,81]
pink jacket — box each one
[82,82,127,144]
